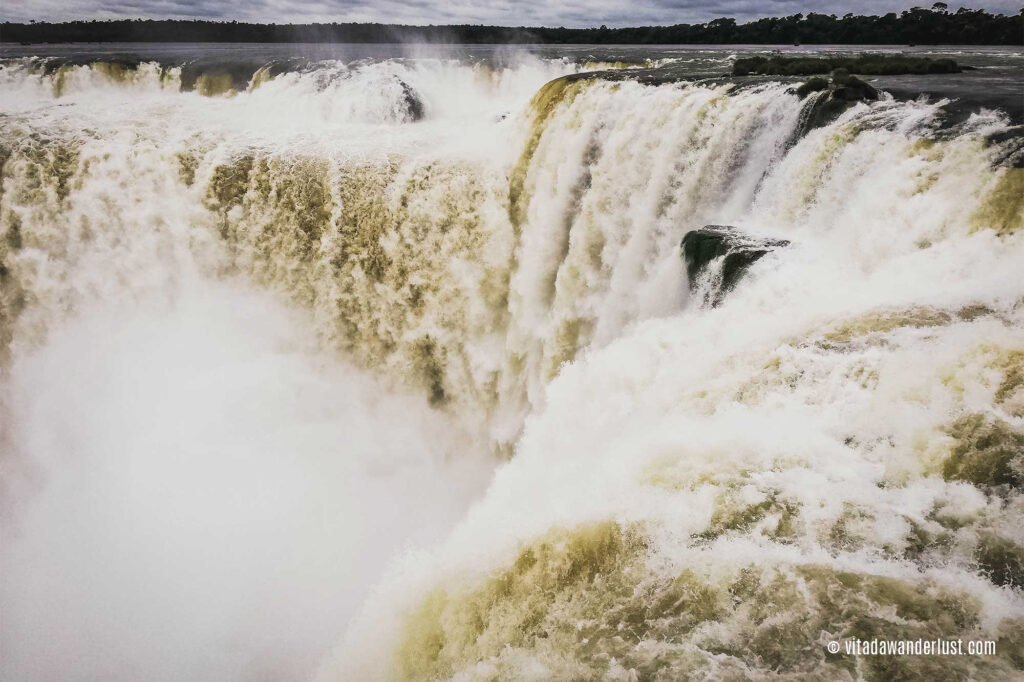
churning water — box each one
[1,43,1022,681]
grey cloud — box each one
[3,0,1021,27]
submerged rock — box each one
[398,79,424,122]
[681,225,789,306]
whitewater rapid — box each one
[1,49,1022,681]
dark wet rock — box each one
[985,127,1024,169]
[795,77,828,98]
[733,54,961,77]
[793,69,879,134]
[398,79,424,122]
[681,225,789,306]
[830,68,879,100]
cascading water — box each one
[1,46,1022,681]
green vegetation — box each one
[2,7,1021,45]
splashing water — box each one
[1,46,1022,681]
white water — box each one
[0,55,610,156]
[1,286,488,681]
[1,52,1022,681]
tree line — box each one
[2,6,1022,45]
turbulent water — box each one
[1,43,1023,681]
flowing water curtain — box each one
[1,55,1023,682]
[318,78,1024,680]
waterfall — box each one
[1,52,1022,681]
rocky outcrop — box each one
[794,68,879,133]
[829,68,879,101]
[681,225,789,306]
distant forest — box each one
[2,6,1022,45]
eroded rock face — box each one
[681,225,789,306]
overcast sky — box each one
[3,0,1021,27]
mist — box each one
[0,282,491,681]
